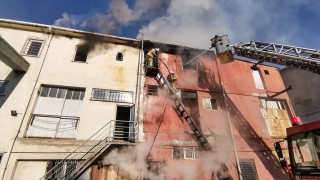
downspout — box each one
[214,55,242,179]
[137,34,144,142]
[1,27,54,180]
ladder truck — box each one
[212,35,320,180]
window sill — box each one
[89,98,134,104]
[72,61,88,64]
[21,54,40,58]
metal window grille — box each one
[0,80,9,94]
[260,99,285,110]
[239,159,258,180]
[91,88,133,103]
[46,160,80,179]
[147,86,158,95]
[21,37,46,57]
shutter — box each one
[129,105,135,142]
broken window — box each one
[172,147,197,159]
[91,88,133,103]
[0,80,9,95]
[26,86,85,138]
[21,37,45,57]
[259,98,291,137]
[239,159,258,180]
[181,91,197,99]
[203,97,218,110]
[74,45,89,62]
[147,86,158,96]
[251,70,264,89]
[181,49,198,70]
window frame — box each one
[21,37,46,57]
[202,97,219,110]
[91,88,134,103]
[73,45,89,63]
[172,147,197,160]
[0,80,9,95]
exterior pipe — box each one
[136,34,144,142]
[215,53,242,179]
[0,28,53,180]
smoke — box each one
[138,0,320,49]
[102,140,230,180]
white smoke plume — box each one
[138,0,320,49]
[102,140,231,180]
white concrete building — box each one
[0,19,144,180]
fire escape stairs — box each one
[39,120,138,180]
[155,71,211,150]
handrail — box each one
[39,119,138,180]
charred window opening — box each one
[116,52,123,61]
[147,86,158,96]
[181,91,197,99]
[181,50,198,70]
[74,45,89,62]
[203,98,218,110]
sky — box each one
[0,0,319,50]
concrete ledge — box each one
[0,36,30,72]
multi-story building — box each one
[0,19,295,180]
[0,19,143,180]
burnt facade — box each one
[143,44,293,179]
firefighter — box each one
[146,48,159,68]
[167,71,178,92]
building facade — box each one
[0,19,143,180]
[0,19,296,180]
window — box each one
[147,86,158,95]
[181,91,197,99]
[172,147,197,160]
[45,160,80,179]
[0,154,2,164]
[91,88,133,103]
[26,86,85,138]
[21,37,45,57]
[40,87,85,100]
[239,159,258,180]
[264,70,269,75]
[0,81,9,95]
[116,52,123,61]
[181,49,198,70]
[260,99,285,110]
[74,45,89,62]
[251,70,264,89]
[203,97,218,110]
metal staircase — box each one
[155,71,211,150]
[39,120,138,180]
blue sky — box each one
[0,0,319,50]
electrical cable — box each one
[146,100,167,160]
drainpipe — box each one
[134,34,144,142]
[214,55,242,179]
[0,27,53,180]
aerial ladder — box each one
[212,35,320,180]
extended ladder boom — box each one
[233,41,320,73]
